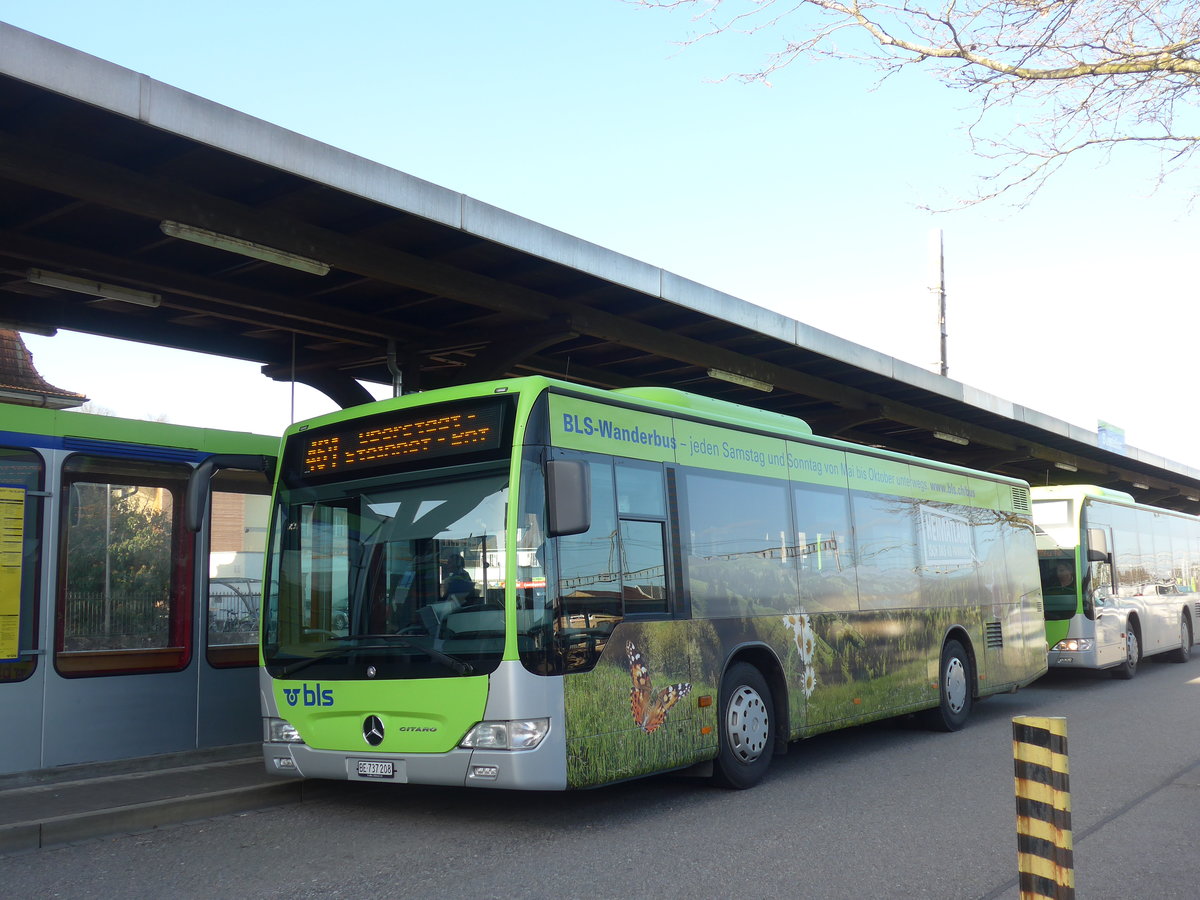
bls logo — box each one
[282,683,335,707]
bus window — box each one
[616,461,665,518]
[1168,517,1196,590]
[793,482,856,612]
[851,492,920,611]
[681,470,795,617]
[1151,516,1174,590]
[206,468,271,668]
[619,520,667,616]
[616,461,669,617]
[57,457,193,676]
[1110,506,1143,600]
[0,447,43,684]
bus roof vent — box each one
[1010,486,1031,514]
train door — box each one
[41,453,200,767]
[197,468,271,746]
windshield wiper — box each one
[278,643,393,678]
[276,633,473,678]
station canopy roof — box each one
[3,23,1200,512]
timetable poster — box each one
[0,485,24,660]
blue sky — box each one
[4,2,1198,465]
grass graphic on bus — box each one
[563,605,984,788]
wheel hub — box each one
[726,685,769,763]
[945,657,967,714]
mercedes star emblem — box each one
[363,715,385,747]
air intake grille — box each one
[1010,486,1032,514]
[985,621,1004,649]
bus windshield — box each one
[263,466,509,679]
[1038,554,1080,620]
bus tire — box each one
[713,662,773,790]
[921,639,972,732]
[1112,625,1140,679]
[1167,613,1192,664]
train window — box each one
[0,447,44,684]
[206,468,271,668]
[56,456,193,677]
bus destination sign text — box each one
[300,404,504,476]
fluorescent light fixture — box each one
[160,220,330,275]
[1054,462,1078,473]
[1186,495,1199,503]
[1131,482,1149,490]
[932,431,969,446]
[707,368,773,392]
[26,269,161,308]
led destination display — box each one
[296,401,507,478]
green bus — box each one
[1033,485,1196,677]
[256,376,1047,789]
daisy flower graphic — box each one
[796,617,816,666]
[781,610,815,665]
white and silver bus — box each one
[1033,485,1196,677]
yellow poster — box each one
[0,485,24,660]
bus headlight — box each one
[1052,639,1093,652]
[460,718,550,751]
[266,717,305,743]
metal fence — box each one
[62,590,170,650]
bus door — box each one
[1086,526,1125,666]
[555,456,700,787]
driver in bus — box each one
[1053,561,1075,591]
[441,552,475,602]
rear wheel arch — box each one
[944,626,978,699]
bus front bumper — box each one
[263,740,567,790]
[1048,643,1102,668]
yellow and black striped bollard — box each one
[1012,716,1074,900]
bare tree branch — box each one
[631,0,1200,203]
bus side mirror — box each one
[1086,528,1110,563]
[185,454,275,533]
[547,459,590,537]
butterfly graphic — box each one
[626,640,692,734]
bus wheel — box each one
[1167,614,1192,664]
[921,639,972,732]
[1112,626,1140,679]
[713,662,773,790]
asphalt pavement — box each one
[2,721,1198,899]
